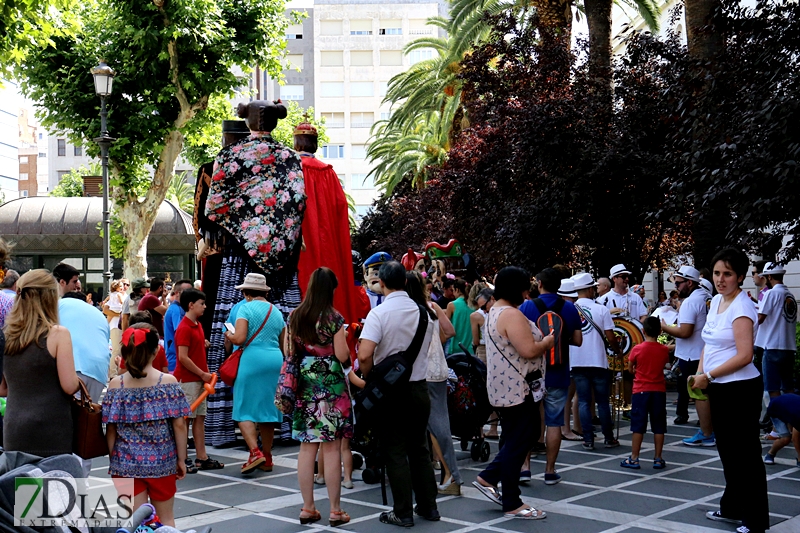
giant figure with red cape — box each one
[293,117,362,324]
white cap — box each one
[610,264,631,278]
[673,265,701,283]
[699,278,713,293]
[557,279,578,297]
[762,262,786,276]
[571,272,598,291]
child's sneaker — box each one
[763,453,775,465]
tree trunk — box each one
[685,0,724,62]
[531,0,572,42]
[584,0,613,122]
[115,129,186,281]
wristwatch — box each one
[705,371,715,383]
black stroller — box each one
[445,347,493,463]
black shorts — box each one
[630,391,667,434]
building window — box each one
[74,145,82,156]
[351,144,367,159]
[286,24,303,39]
[351,112,374,128]
[320,82,345,97]
[57,139,66,156]
[320,51,344,67]
[38,152,46,158]
[350,20,372,35]
[379,20,402,35]
[320,20,343,35]
[350,51,373,67]
[408,49,435,65]
[380,51,403,66]
[287,54,303,70]
[322,145,345,159]
[351,173,374,189]
[280,84,305,101]
[320,112,345,128]
[409,19,433,35]
[19,156,28,164]
[378,81,389,97]
[355,205,372,221]
[38,132,43,140]
[21,190,29,197]
[350,82,374,97]
[19,173,29,180]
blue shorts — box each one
[544,386,568,427]
[762,349,795,393]
[630,391,667,434]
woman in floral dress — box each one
[288,267,353,527]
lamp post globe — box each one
[90,60,116,298]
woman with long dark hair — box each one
[289,267,353,527]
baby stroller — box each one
[446,346,493,463]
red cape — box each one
[297,155,361,323]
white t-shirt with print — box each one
[570,298,613,369]
[675,288,710,362]
[598,290,648,320]
[701,291,760,384]
[755,284,798,351]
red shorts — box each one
[112,475,177,502]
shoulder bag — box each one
[72,380,108,459]
[219,304,273,387]
[354,305,428,424]
[486,309,546,402]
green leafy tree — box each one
[49,163,102,197]
[18,0,293,280]
[166,171,194,214]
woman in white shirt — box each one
[691,248,768,533]
[472,267,553,520]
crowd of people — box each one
[0,100,798,533]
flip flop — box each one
[562,434,582,441]
[504,506,546,520]
[471,481,502,505]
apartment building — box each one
[252,0,444,221]
[0,81,21,201]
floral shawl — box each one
[205,133,306,275]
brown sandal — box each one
[330,510,350,527]
[299,508,321,525]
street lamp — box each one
[91,60,116,297]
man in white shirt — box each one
[358,261,438,527]
[570,273,620,449]
[597,264,648,409]
[661,266,716,446]
[757,263,798,399]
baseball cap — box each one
[131,278,150,290]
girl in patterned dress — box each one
[103,324,192,526]
[288,267,353,527]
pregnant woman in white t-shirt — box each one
[691,248,768,533]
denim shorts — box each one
[630,391,667,434]
[544,386,568,427]
[762,349,795,393]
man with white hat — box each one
[557,279,578,303]
[570,273,621,450]
[757,262,798,400]
[661,266,715,446]
[597,264,648,321]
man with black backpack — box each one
[520,268,583,485]
[358,261,438,527]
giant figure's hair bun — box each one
[236,102,249,119]
[237,100,288,132]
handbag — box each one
[72,380,108,459]
[353,305,429,424]
[275,322,300,415]
[487,311,546,402]
[219,304,273,387]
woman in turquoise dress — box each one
[224,273,286,474]
[288,267,353,527]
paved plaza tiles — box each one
[89,392,800,533]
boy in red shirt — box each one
[174,289,224,472]
[622,317,670,470]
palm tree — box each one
[166,171,194,214]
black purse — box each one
[354,305,428,424]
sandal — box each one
[313,474,325,485]
[653,457,666,470]
[184,459,198,474]
[471,480,502,505]
[504,506,546,520]
[195,457,225,470]
[330,509,350,527]
[620,456,641,469]
[299,508,321,525]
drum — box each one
[606,316,644,371]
